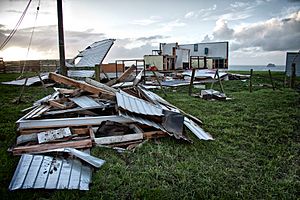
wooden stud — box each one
[249,69,253,93]
[188,68,196,96]
[268,70,275,91]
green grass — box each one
[0,72,299,199]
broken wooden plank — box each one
[106,65,136,86]
[49,72,114,96]
[18,127,90,135]
[143,131,168,139]
[94,133,143,145]
[12,139,92,155]
[48,100,66,109]
[110,140,143,147]
[85,78,117,94]
[88,127,95,143]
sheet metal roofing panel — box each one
[17,115,133,130]
[9,154,92,190]
[184,117,214,140]
[116,90,163,116]
[182,69,227,79]
[138,86,170,106]
[120,111,165,131]
[75,39,115,67]
[70,96,101,108]
[1,73,49,86]
[68,70,95,78]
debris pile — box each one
[9,71,213,191]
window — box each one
[194,44,198,52]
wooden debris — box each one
[94,133,143,145]
[106,65,136,86]
[49,72,114,96]
[49,100,66,109]
[12,139,92,155]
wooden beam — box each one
[106,65,137,86]
[48,100,66,109]
[143,131,168,139]
[188,68,196,96]
[49,72,114,96]
[268,70,275,91]
[85,78,117,95]
[94,133,143,145]
[249,69,253,93]
[12,139,92,155]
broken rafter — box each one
[49,72,114,96]
[12,139,92,155]
[106,65,137,86]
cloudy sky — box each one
[0,0,299,65]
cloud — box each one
[131,16,162,26]
[158,19,186,33]
[184,4,217,19]
[205,10,300,52]
[212,19,234,40]
[5,9,22,13]
[0,25,106,59]
[230,2,251,8]
[122,35,168,49]
[184,11,195,19]
[0,24,167,62]
[106,41,154,62]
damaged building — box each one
[144,41,229,71]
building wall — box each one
[286,52,300,77]
[144,55,164,70]
[175,49,189,69]
[161,43,177,55]
[101,63,124,73]
[179,42,228,58]
[160,41,228,69]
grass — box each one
[0,72,299,199]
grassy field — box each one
[0,72,299,199]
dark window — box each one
[194,44,198,52]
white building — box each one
[144,41,228,71]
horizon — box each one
[0,0,299,65]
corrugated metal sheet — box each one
[182,69,227,79]
[1,73,49,86]
[120,111,165,132]
[116,90,163,116]
[70,96,102,108]
[9,154,92,190]
[184,117,214,140]
[17,115,133,130]
[68,70,95,78]
[74,39,115,67]
[138,86,169,106]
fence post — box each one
[95,64,100,82]
[290,63,296,88]
[268,70,275,90]
[249,69,253,93]
[188,68,196,96]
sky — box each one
[0,0,299,65]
